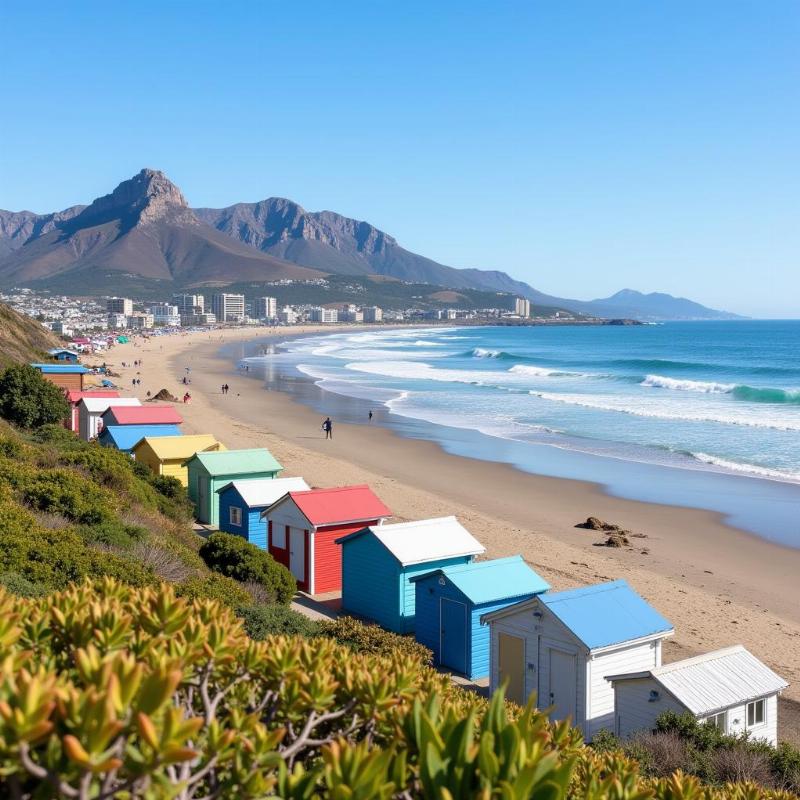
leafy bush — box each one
[78,519,147,550]
[176,573,253,608]
[318,615,434,665]
[199,532,296,605]
[0,364,69,428]
[0,579,793,800]
[0,571,45,598]
[238,603,323,639]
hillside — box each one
[0,301,60,368]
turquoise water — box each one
[240,322,800,547]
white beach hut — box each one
[481,580,674,739]
[608,645,788,745]
[78,397,141,441]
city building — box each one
[279,306,298,325]
[253,296,278,320]
[50,321,74,336]
[211,293,246,323]
[150,304,181,326]
[309,307,338,323]
[107,297,133,315]
[182,312,216,326]
[127,314,154,329]
[363,306,383,323]
[107,313,128,329]
[173,294,205,315]
[514,297,531,318]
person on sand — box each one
[322,417,333,440]
[368,410,373,422]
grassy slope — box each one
[0,302,60,369]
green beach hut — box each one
[184,448,283,526]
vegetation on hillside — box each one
[0,579,797,799]
[0,364,70,428]
[0,301,59,368]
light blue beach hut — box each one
[216,477,310,549]
[411,556,550,680]
[98,424,182,454]
[336,516,485,633]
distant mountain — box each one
[0,170,322,290]
[0,169,742,319]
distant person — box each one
[322,417,333,440]
[224,383,230,394]
[368,410,373,422]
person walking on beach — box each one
[322,417,333,440]
[368,410,373,422]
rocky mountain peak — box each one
[73,168,197,228]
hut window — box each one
[746,699,765,727]
[229,507,242,526]
[706,712,726,732]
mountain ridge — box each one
[0,169,742,319]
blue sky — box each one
[1,2,798,317]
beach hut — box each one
[336,516,486,633]
[184,448,283,527]
[100,405,183,428]
[48,348,81,362]
[65,390,119,432]
[98,424,182,454]
[481,580,674,739]
[131,434,226,486]
[217,477,311,549]
[608,645,788,745]
[77,396,141,441]
[31,363,92,392]
[262,485,391,595]
[412,556,549,680]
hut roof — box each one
[183,448,282,475]
[101,405,183,425]
[217,477,310,507]
[336,516,484,566]
[608,645,788,716]
[78,397,141,413]
[273,485,390,527]
[133,434,224,459]
[99,425,182,451]
[411,555,549,604]
[31,363,91,374]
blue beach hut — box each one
[216,477,310,549]
[411,556,550,680]
[98,424,182,454]
[336,516,485,633]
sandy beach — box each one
[101,325,800,741]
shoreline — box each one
[105,325,800,740]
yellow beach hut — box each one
[132,434,226,486]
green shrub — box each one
[199,532,295,605]
[19,468,117,524]
[318,616,434,665]
[0,571,45,598]
[0,364,69,429]
[78,520,147,550]
[238,603,322,639]
[176,573,253,609]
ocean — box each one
[238,321,800,547]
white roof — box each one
[358,516,485,566]
[220,477,310,507]
[609,645,788,716]
[79,397,142,413]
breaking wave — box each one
[690,452,800,484]
[642,374,800,404]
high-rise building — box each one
[107,313,128,329]
[309,307,338,323]
[149,304,181,326]
[514,297,531,318]
[107,297,133,315]
[362,306,383,323]
[253,296,278,320]
[279,306,298,325]
[173,294,205,315]
[211,293,246,322]
[127,314,154,329]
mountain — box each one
[532,288,742,321]
[0,169,742,319]
[0,170,322,290]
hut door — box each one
[547,648,577,723]
[439,598,467,674]
[498,633,525,705]
[197,477,207,521]
[289,528,305,583]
